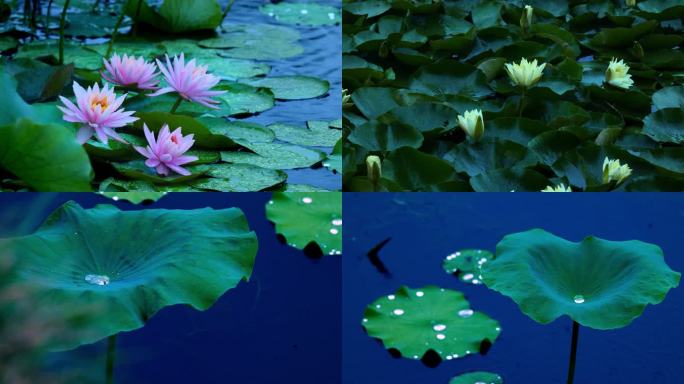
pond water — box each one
[0,193,341,383]
[343,193,684,383]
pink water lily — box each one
[102,53,159,90]
[134,124,198,176]
[150,53,225,109]
[58,81,138,144]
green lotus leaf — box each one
[200,118,275,143]
[643,108,684,144]
[125,0,222,33]
[449,372,503,384]
[189,55,271,80]
[470,166,549,192]
[243,76,330,101]
[220,142,325,170]
[189,163,287,192]
[324,139,342,174]
[348,121,424,152]
[442,249,493,285]
[112,161,207,185]
[0,36,17,52]
[261,2,341,26]
[269,121,341,147]
[362,286,501,361]
[0,201,258,349]
[343,1,391,18]
[443,140,529,177]
[99,192,168,204]
[381,102,458,134]
[15,42,102,70]
[409,60,493,100]
[131,112,238,150]
[482,229,680,329]
[383,148,459,191]
[198,24,303,60]
[350,87,401,119]
[652,86,684,110]
[265,192,342,255]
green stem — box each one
[566,321,580,384]
[45,0,53,37]
[106,334,117,384]
[518,88,526,117]
[221,0,235,23]
[58,0,70,65]
[132,0,143,37]
[170,96,183,113]
[105,5,126,58]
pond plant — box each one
[0,201,258,383]
[482,229,680,383]
[0,0,339,191]
[343,0,684,191]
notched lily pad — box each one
[0,201,258,350]
[482,229,681,329]
[442,249,493,285]
[362,286,501,364]
[450,372,503,384]
[266,192,342,256]
[261,2,341,26]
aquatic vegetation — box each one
[343,0,684,191]
[260,2,341,27]
[482,228,680,383]
[442,249,493,285]
[0,1,340,191]
[0,201,258,351]
[134,124,198,176]
[541,183,572,192]
[99,191,168,204]
[449,371,503,384]
[457,109,485,141]
[58,81,138,144]
[362,286,501,365]
[266,192,342,256]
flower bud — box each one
[457,109,484,141]
[602,157,632,185]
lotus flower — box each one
[58,81,138,144]
[457,109,484,140]
[541,183,572,192]
[102,53,159,90]
[505,58,546,88]
[605,58,634,90]
[134,124,198,176]
[150,53,225,109]
[366,155,382,181]
[602,157,632,184]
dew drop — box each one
[85,274,110,286]
[300,9,308,14]
[433,324,446,332]
[436,333,446,340]
[302,197,313,204]
[462,273,474,281]
[387,295,395,300]
[393,309,405,316]
[458,309,474,318]
[332,218,342,226]
[330,228,339,235]
[415,291,424,297]
[574,295,585,304]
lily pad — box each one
[482,229,681,329]
[221,142,325,170]
[449,372,503,384]
[265,192,342,255]
[199,23,304,60]
[324,139,342,173]
[99,192,168,204]
[643,108,684,144]
[243,76,330,101]
[362,286,501,362]
[442,249,493,285]
[0,201,258,349]
[261,2,341,26]
[190,163,287,192]
[269,121,341,147]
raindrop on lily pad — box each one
[265,192,342,255]
[449,371,503,384]
[482,229,680,329]
[362,286,501,363]
[0,201,258,350]
[442,249,493,285]
[99,192,168,204]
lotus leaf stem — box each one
[566,321,579,384]
[58,0,70,65]
[106,334,117,384]
[45,0,54,37]
[221,0,236,23]
[170,96,183,113]
[518,88,526,117]
[105,5,127,58]
[133,0,143,37]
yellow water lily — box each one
[602,157,632,184]
[541,183,572,192]
[366,155,382,182]
[605,58,634,89]
[343,88,353,109]
[456,109,484,141]
[504,58,546,88]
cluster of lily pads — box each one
[0,0,341,192]
[362,229,679,383]
[342,0,684,191]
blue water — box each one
[343,193,684,383]
[0,193,341,383]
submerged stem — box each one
[170,96,183,114]
[58,0,70,65]
[133,0,143,37]
[518,88,526,117]
[566,321,580,384]
[106,334,117,384]
[221,0,236,23]
[105,5,127,58]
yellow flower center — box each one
[90,95,109,111]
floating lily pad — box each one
[269,121,341,147]
[221,142,325,170]
[15,42,102,70]
[0,201,258,349]
[362,286,501,362]
[99,192,168,204]
[243,76,330,100]
[113,161,207,185]
[450,372,503,384]
[482,229,681,329]
[199,23,304,60]
[442,249,493,285]
[643,108,684,144]
[190,163,287,192]
[265,192,342,255]
[124,0,223,33]
[324,139,342,173]
[261,2,341,26]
